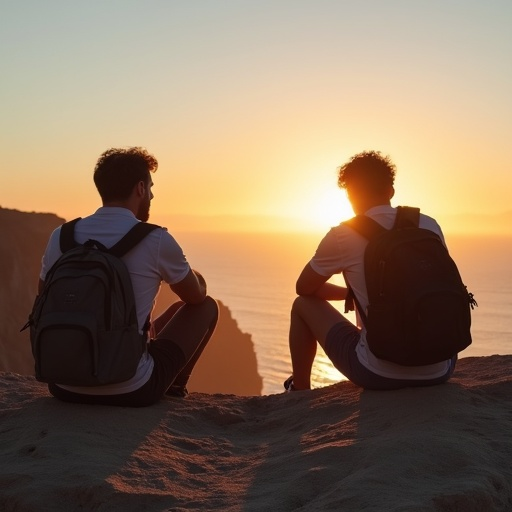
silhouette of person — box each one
[39,147,218,406]
[285,151,456,391]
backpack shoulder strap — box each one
[343,215,386,241]
[59,218,82,253]
[394,206,420,229]
[109,222,161,258]
[342,215,386,325]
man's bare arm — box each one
[170,268,207,304]
[296,263,347,300]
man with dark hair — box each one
[285,150,456,391]
[38,147,218,406]
[93,147,159,220]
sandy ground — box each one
[1,355,511,512]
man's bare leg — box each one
[289,296,345,390]
[153,296,219,393]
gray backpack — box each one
[24,218,159,386]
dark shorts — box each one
[323,318,456,390]
[48,339,187,407]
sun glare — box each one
[309,187,354,230]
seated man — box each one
[38,147,218,406]
[286,150,456,391]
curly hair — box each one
[93,147,158,202]
[337,150,396,194]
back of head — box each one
[93,147,158,202]
[337,150,396,199]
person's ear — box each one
[389,186,395,200]
[136,180,146,197]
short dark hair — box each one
[337,150,396,195]
[93,147,158,202]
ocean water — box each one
[172,230,512,395]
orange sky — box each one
[1,2,511,235]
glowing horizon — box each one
[1,2,511,235]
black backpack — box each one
[24,218,160,386]
[343,206,477,366]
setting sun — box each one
[306,186,354,231]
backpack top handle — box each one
[393,206,420,230]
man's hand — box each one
[313,282,348,301]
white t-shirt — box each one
[309,205,451,380]
[40,207,191,394]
